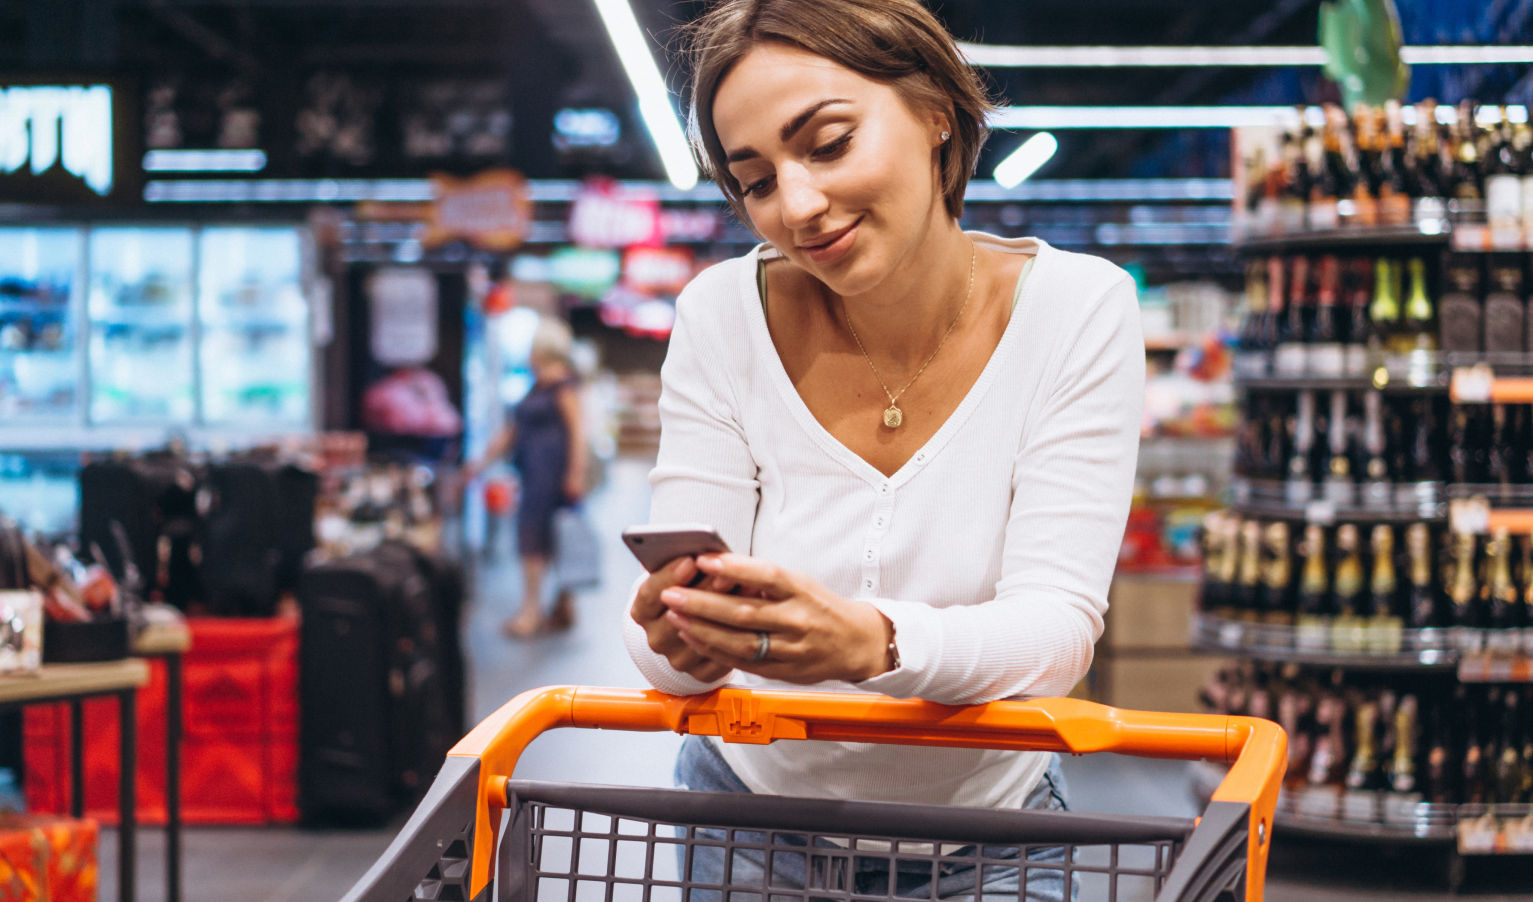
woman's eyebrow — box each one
[725,98,854,164]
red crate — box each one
[23,616,299,826]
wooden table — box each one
[0,659,149,902]
[131,618,191,902]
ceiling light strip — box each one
[957,41,1533,68]
[591,0,699,190]
[142,149,268,173]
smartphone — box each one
[622,523,730,575]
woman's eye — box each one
[814,133,853,159]
[743,177,775,198]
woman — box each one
[470,317,587,637]
[623,0,1143,899]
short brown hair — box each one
[682,0,996,224]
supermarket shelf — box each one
[1189,612,1459,669]
[1234,223,1451,253]
[1230,477,1447,523]
[1450,364,1533,404]
[1446,495,1533,535]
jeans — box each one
[672,736,1076,902]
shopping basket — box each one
[339,686,1286,902]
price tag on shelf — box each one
[1304,500,1336,525]
[1450,364,1495,403]
[1450,496,1491,535]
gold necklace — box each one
[844,238,976,429]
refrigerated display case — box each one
[0,229,82,420]
[87,227,196,423]
[197,227,310,426]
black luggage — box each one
[78,455,203,606]
[298,541,460,823]
[201,458,318,616]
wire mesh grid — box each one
[507,796,1189,902]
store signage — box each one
[424,169,532,252]
[568,178,661,249]
[659,208,721,243]
[548,247,620,300]
[0,85,114,196]
[623,246,694,296]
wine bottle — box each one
[1378,100,1413,226]
[1398,257,1438,353]
[1487,528,1523,654]
[1235,518,1263,619]
[1297,523,1332,651]
[1425,697,1459,804]
[1409,396,1447,484]
[1198,512,1229,613]
[1324,390,1354,505]
[1495,688,1526,803]
[1276,256,1311,376]
[1287,390,1317,504]
[1391,694,1419,793]
[1369,258,1400,357]
[1406,522,1442,629]
[1215,514,1241,616]
[1463,690,1490,805]
[1488,404,1513,493]
[1308,694,1347,785]
[1453,100,1485,204]
[1449,531,1483,630]
[1369,524,1404,654]
[1345,257,1376,376]
[1361,391,1391,508]
[1280,122,1309,234]
[1347,104,1381,227]
[1484,261,1527,354]
[1279,690,1310,780]
[1438,258,1484,353]
[1261,520,1297,628]
[1331,524,1367,653]
[1485,109,1525,250]
[1308,112,1341,231]
[1239,259,1270,357]
[1310,255,1345,377]
[1264,255,1287,352]
[1345,701,1382,790]
[1411,100,1448,223]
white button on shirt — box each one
[623,234,1144,810]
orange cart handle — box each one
[450,686,1287,901]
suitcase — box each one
[298,541,457,822]
[201,459,318,616]
[78,455,203,607]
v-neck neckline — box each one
[741,233,1048,488]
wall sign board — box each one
[0,78,138,205]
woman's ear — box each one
[930,109,954,147]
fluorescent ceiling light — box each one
[957,42,1533,68]
[989,106,1298,130]
[993,133,1058,188]
[142,149,267,172]
[591,0,698,190]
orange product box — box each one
[0,813,97,902]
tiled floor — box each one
[94,458,1530,900]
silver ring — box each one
[751,630,771,663]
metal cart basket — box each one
[339,686,1286,902]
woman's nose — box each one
[776,164,828,230]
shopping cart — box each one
[339,686,1286,902]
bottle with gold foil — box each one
[1390,694,1419,793]
[1330,524,1367,653]
[1449,531,1483,634]
[1346,104,1381,227]
[1378,101,1413,225]
[1198,511,1232,614]
[1345,701,1382,790]
[1406,523,1442,629]
[1261,521,1297,630]
[1235,519,1263,620]
[1369,524,1404,654]
[1297,524,1332,651]
[1214,514,1241,618]
[1486,528,1526,652]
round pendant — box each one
[883,406,903,428]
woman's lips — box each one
[799,219,860,265]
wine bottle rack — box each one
[1190,612,1461,669]
[1231,477,1447,524]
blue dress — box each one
[509,377,576,557]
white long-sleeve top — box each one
[623,233,1144,810]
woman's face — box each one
[712,42,950,298]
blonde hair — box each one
[530,317,574,368]
[683,0,998,225]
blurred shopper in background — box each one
[624,1,1144,899]
[466,317,587,638]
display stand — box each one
[1197,222,1533,891]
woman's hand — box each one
[658,553,894,685]
[631,557,736,683]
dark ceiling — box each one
[0,0,1527,183]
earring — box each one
[941,131,951,141]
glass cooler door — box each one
[195,227,311,427]
[0,229,82,420]
[87,227,196,423]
